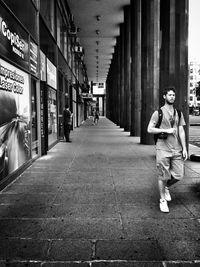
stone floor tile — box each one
[92,262,163,267]
[53,192,116,205]
[95,240,164,261]
[42,263,89,267]
[46,204,119,219]
[47,240,92,261]
[123,218,200,241]
[0,263,41,267]
[0,193,55,205]
[0,219,44,238]
[39,218,125,240]
[0,204,49,218]
[0,238,49,260]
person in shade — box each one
[147,87,187,213]
[63,104,73,142]
[93,110,99,125]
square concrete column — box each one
[119,24,125,128]
[130,0,142,136]
[141,0,160,144]
[160,0,189,146]
[124,6,131,132]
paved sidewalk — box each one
[0,117,200,266]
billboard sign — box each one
[0,58,31,180]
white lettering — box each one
[1,20,25,52]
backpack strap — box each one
[176,109,181,125]
[155,108,163,128]
[154,108,163,144]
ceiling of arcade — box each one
[67,0,130,84]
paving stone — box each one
[0,219,44,238]
[159,240,200,261]
[166,262,200,266]
[0,263,41,267]
[3,184,60,194]
[39,218,125,239]
[181,203,200,217]
[95,240,164,260]
[42,263,89,267]
[123,218,200,242]
[63,172,112,184]
[92,262,163,267]
[13,174,65,185]
[60,183,114,193]
[116,191,159,204]
[0,193,55,205]
[119,201,192,219]
[0,204,49,218]
[47,240,92,261]
[46,204,119,219]
[0,238,49,260]
[175,192,200,204]
[53,192,116,205]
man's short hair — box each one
[65,104,69,109]
[163,87,176,96]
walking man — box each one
[63,104,73,142]
[147,87,187,213]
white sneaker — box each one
[165,186,172,202]
[159,199,169,213]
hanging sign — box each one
[0,2,29,70]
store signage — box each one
[81,93,93,99]
[0,58,30,180]
[74,46,83,53]
[30,40,38,77]
[40,50,46,81]
[0,2,29,70]
[47,58,57,89]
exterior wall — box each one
[0,0,88,187]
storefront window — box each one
[0,58,31,181]
[48,87,57,146]
[56,5,65,53]
[4,0,38,42]
[31,78,38,157]
[39,19,57,65]
[40,0,55,37]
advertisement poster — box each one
[0,58,30,181]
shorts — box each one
[156,149,184,181]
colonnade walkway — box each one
[0,117,200,267]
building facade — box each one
[189,60,200,110]
[0,0,89,186]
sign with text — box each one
[0,2,29,70]
[0,58,31,180]
[30,40,38,77]
[40,50,46,81]
[47,58,57,89]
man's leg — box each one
[167,175,179,187]
[158,180,167,200]
[167,152,184,186]
[156,150,171,212]
[66,127,70,142]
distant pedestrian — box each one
[93,110,99,125]
[147,87,187,213]
[63,104,73,142]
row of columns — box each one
[106,0,189,145]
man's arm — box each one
[147,111,176,135]
[178,125,188,160]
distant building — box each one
[189,60,200,108]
